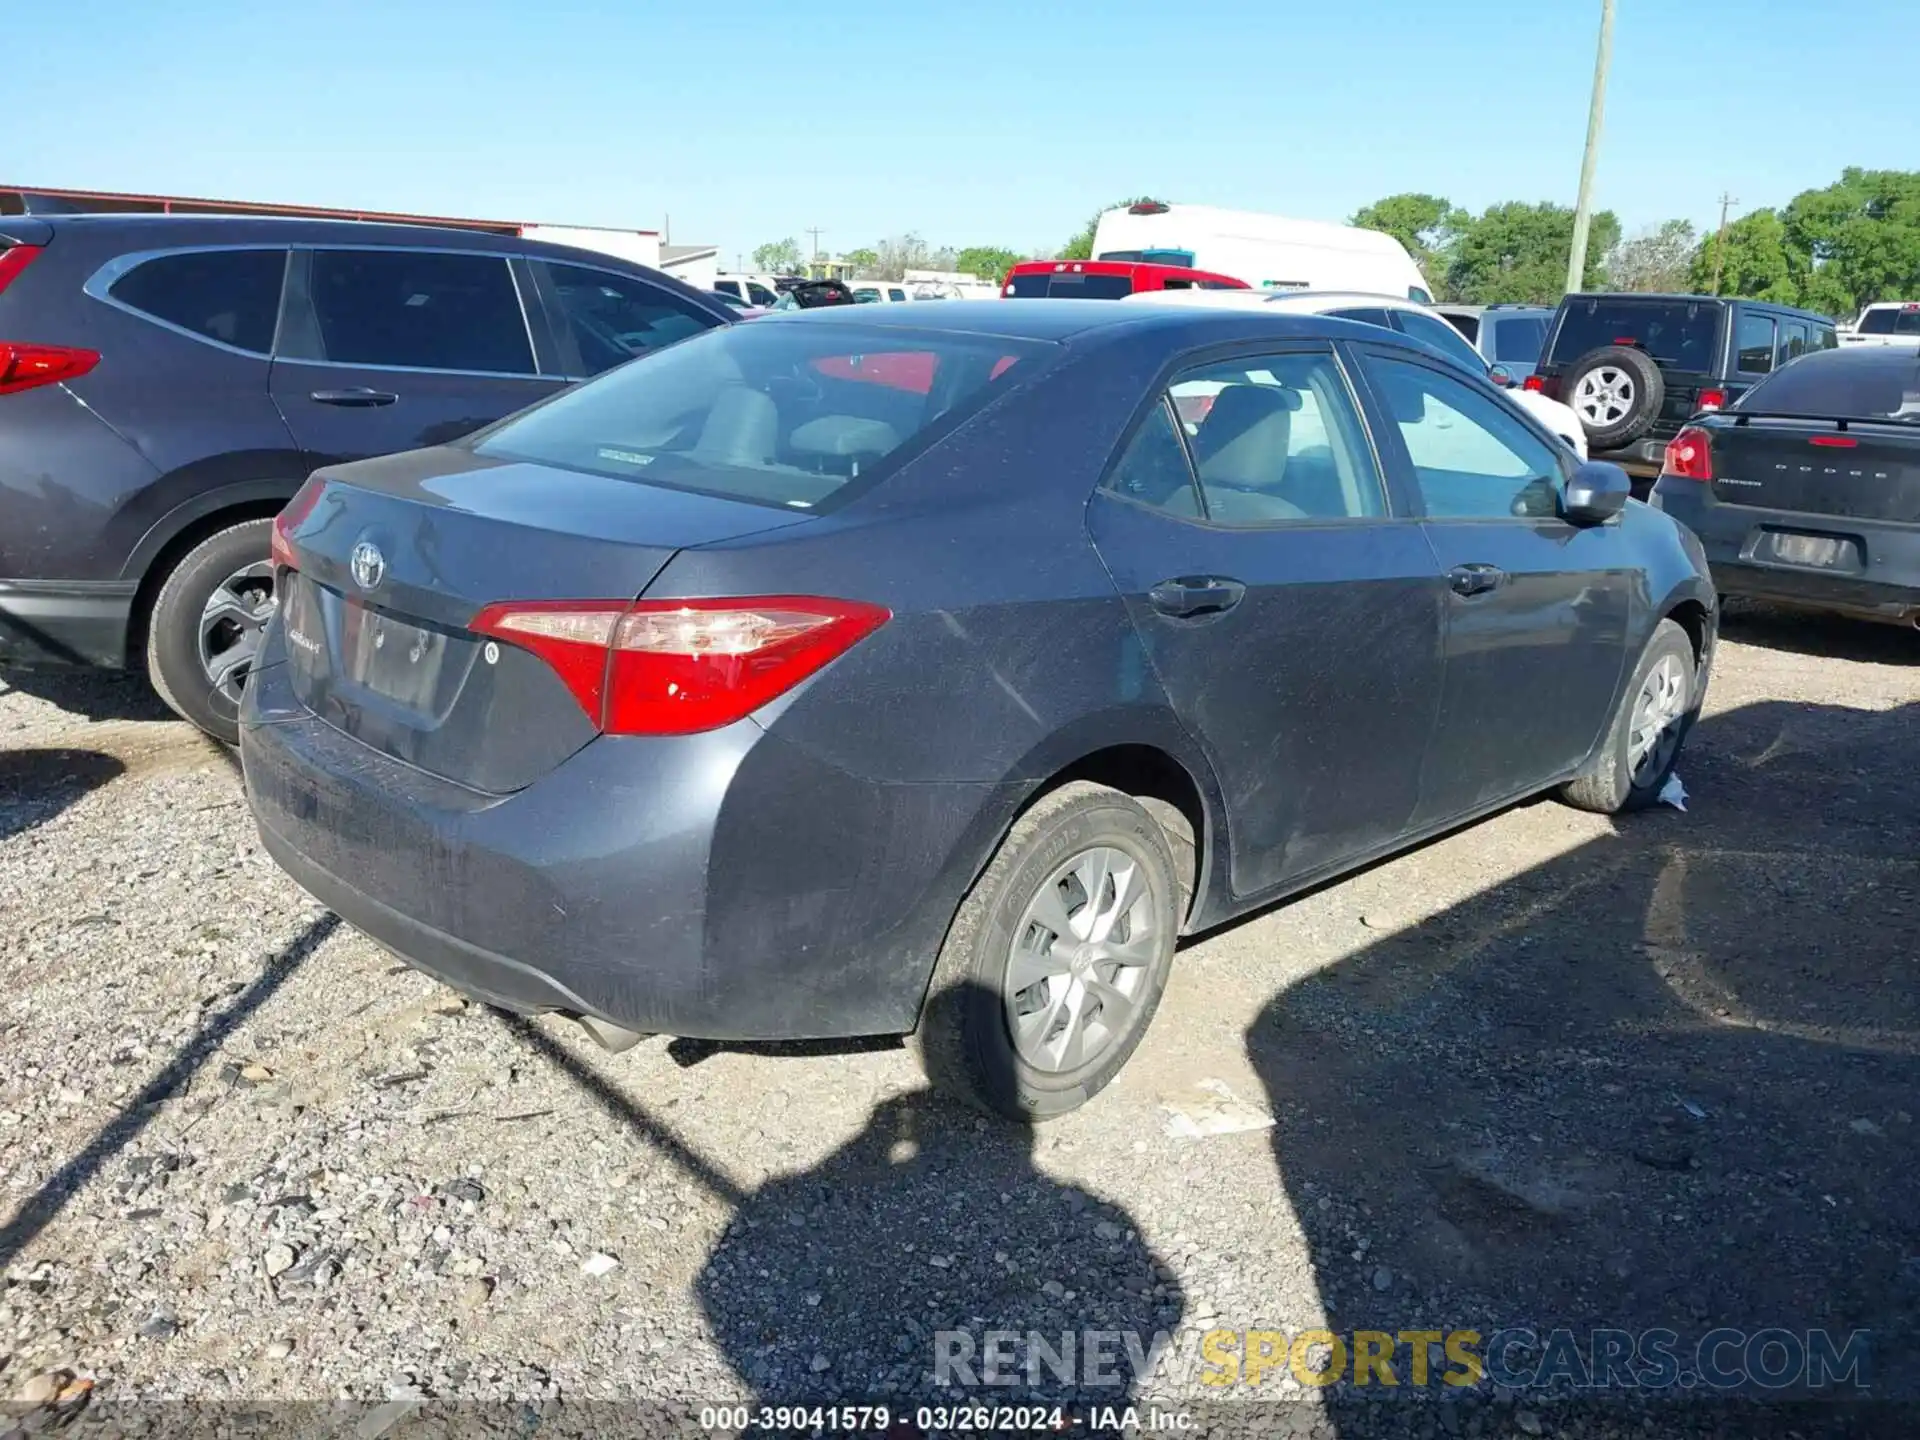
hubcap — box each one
[1628,653,1688,786]
[1005,845,1160,1074]
[1574,366,1635,425]
[197,560,277,703]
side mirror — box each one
[1489,364,1515,388]
[1561,460,1632,525]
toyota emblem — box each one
[349,541,386,592]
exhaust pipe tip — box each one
[575,1014,650,1054]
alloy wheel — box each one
[197,560,277,703]
[1004,845,1159,1074]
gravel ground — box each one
[1,607,1916,1439]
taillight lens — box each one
[272,478,326,570]
[471,595,890,735]
[0,245,44,295]
[1697,388,1727,412]
[0,342,100,397]
[1523,373,1560,397]
[1663,425,1714,481]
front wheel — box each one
[1560,618,1698,814]
[915,782,1180,1121]
[145,518,277,745]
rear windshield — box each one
[1858,306,1920,335]
[1489,315,1549,366]
[472,321,1050,508]
[1736,353,1920,423]
[1006,272,1136,299]
[1551,298,1722,370]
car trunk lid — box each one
[1709,419,1920,523]
[273,445,812,791]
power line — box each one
[1565,0,1616,295]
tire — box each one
[915,781,1181,1122]
[1563,345,1665,449]
[145,518,277,745]
[1560,619,1697,814]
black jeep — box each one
[1530,293,1839,493]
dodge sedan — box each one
[242,301,1716,1119]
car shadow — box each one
[0,667,174,724]
[1720,602,1919,666]
[1246,697,1920,1431]
[0,747,125,844]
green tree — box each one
[1445,202,1620,304]
[1689,208,1805,303]
[1351,193,1468,296]
[954,246,1023,285]
[1059,196,1165,261]
[1607,219,1698,293]
[1783,167,1920,312]
[842,247,880,277]
[752,238,804,274]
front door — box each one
[1349,346,1634,827]
[1088,344,1447,898]
[269,246,563,468]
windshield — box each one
[1551,298,1722,370]
[473,321,1051,508]
[1737,353,1920,422]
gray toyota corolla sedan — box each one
[242,301,1716,1119]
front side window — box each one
[108,248,286,354]
[1363,355,1564,520]
[1735,312,1776,374]
[473,322,1049,510]
[1164,351,1386,524]
[537,261,717,376]
[291,250,533,373]
[1395,309,1492,376]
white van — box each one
[712,273,782,307]
[1091,201,1431,302]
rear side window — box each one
[1394,309,1490,376]
[1489,315,1548,366]
[108,249,285,354]
[536,260,717,376]
[289,250,533,374]
[473,322,1050,509]
[1858,307,1920,335]
[1104,401,1201,515]
[1736,312,1776,374]
[746,282,778,306]
[1444,313,1481,344]
[1776,322,1810,366]
[1328,307,1393,329]
[1551,298,1720,370]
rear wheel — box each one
[145,518,277,745]
[1561,619,1697,814]
[915,782,1180,1121]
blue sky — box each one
[12,0,1913,263]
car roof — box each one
[1558,290,1835,323]
[18,210,601,261]
[762,297,1438,351]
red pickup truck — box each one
[1001,259,1248,299]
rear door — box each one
[1087,342,1448,897]
[1350,345,1633,824]
[269,246,563,468]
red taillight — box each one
[271,478,325,570]
[0,342,100,397]
[0,245,44,295]
[470,595,890,735]
[1522,374,1545,392]
[1663,425,1714,481]
[1697,388,1727,412]
[1809,434,1858,448]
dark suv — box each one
[1529,293,1838,493]
[0,214,731,740]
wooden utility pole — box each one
[1709,193,1738,295]
[805,227,825,271]
[1565,0,1617,295]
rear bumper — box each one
[1592,435,1672,491]
[239,642,1011,1041]
[1650,481,1920,622]
[0,580,135,668]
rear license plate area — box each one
[1755,529,1861,572]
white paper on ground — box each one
[1659,774,1688,811]
[1162,1077,1275,1140]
